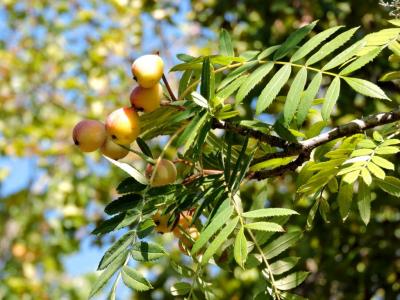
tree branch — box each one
[211,119,296,149]
[300,108,400,150]
[248,108,400,180]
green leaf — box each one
[250,156,296,172]
[321,76,341,121]
[98,231,134,270]
[216,75,248,101]
[340,47,382,75]
[242,208,298,218]
[274,21,318,60]
[291,26,342,62]
[234,227,248,268]
[322,40,365,70]
[274,272,309,291]
[256,64,292,114]
[374,176,400,197]
[136,219,155,239]
[192,205,234,255]
[342,170,360,184]
[105,157,148,185]
[357,179,371,225]
[371,156,394,170]
[236,62,274,104]
[229,136,249,191]
[258,45,281,60]
[306,195,319,230]
[361,168,372,186]
[379,71,400,81]
[218,61,258,90]
[269,257,300,275]
[92,210,140,235]
[373,131,384,142]
[284,67,307,126]
[306,27,359,65]
[263,231,303,260]
[176,53,195,62]
[382,139,400,146]
[245,222,284,232]
[170,282,191,296]
[367,162,385,179]
[176,111,208,154]
[170,261,195,277]
[296,72,322,126]
[121,266,152,291]
[357,139,376,149]
[351,148,374,157]
[179,70,195,98]
[136,137,153,158]
[375,146,399,155]
[191,91,209,109]
[305,121,327,138]
[201,57,212,100]
[343,77,389,100]
[219,29,235,57]
[117,177,147,194]
[201,216,239,265]
[89,253,127,298]
[104,194,142,215]
[337,182,353,221]
[130,242,166,262]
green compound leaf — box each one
[274,21,318,60]
[89,253,128,298]
[219,29,235,57]
[98,231,134,270]
[201,216,239,265]
[296,72,322,126]
[343,77,389,100]
[321,76,341,121]
[234,227,248,268]
[130,242,166,262]
[121,266,153,292]
[192,205,234,255]
[274,271,309,291]
[256,64,292,114]
[292,26,342,62]
[236,62,274,104]
[374,176,400,197]
[245,222,284,232]
[306,27,359,65]
[243,208,298,218]
[263,231,303,260]
[283,66,307,126]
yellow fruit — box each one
[146,159,177,187]
[72,120,107,152]
[152,211,176,234]
[12,243,27,259]
[173,210,194,237]
[131,54,164,88]
[105,107,140,144]
[100,136,129,160]
[130,83,162,113]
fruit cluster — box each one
[152,210,200,255]
[72,54,164,161]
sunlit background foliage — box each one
[0,0,399,299]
